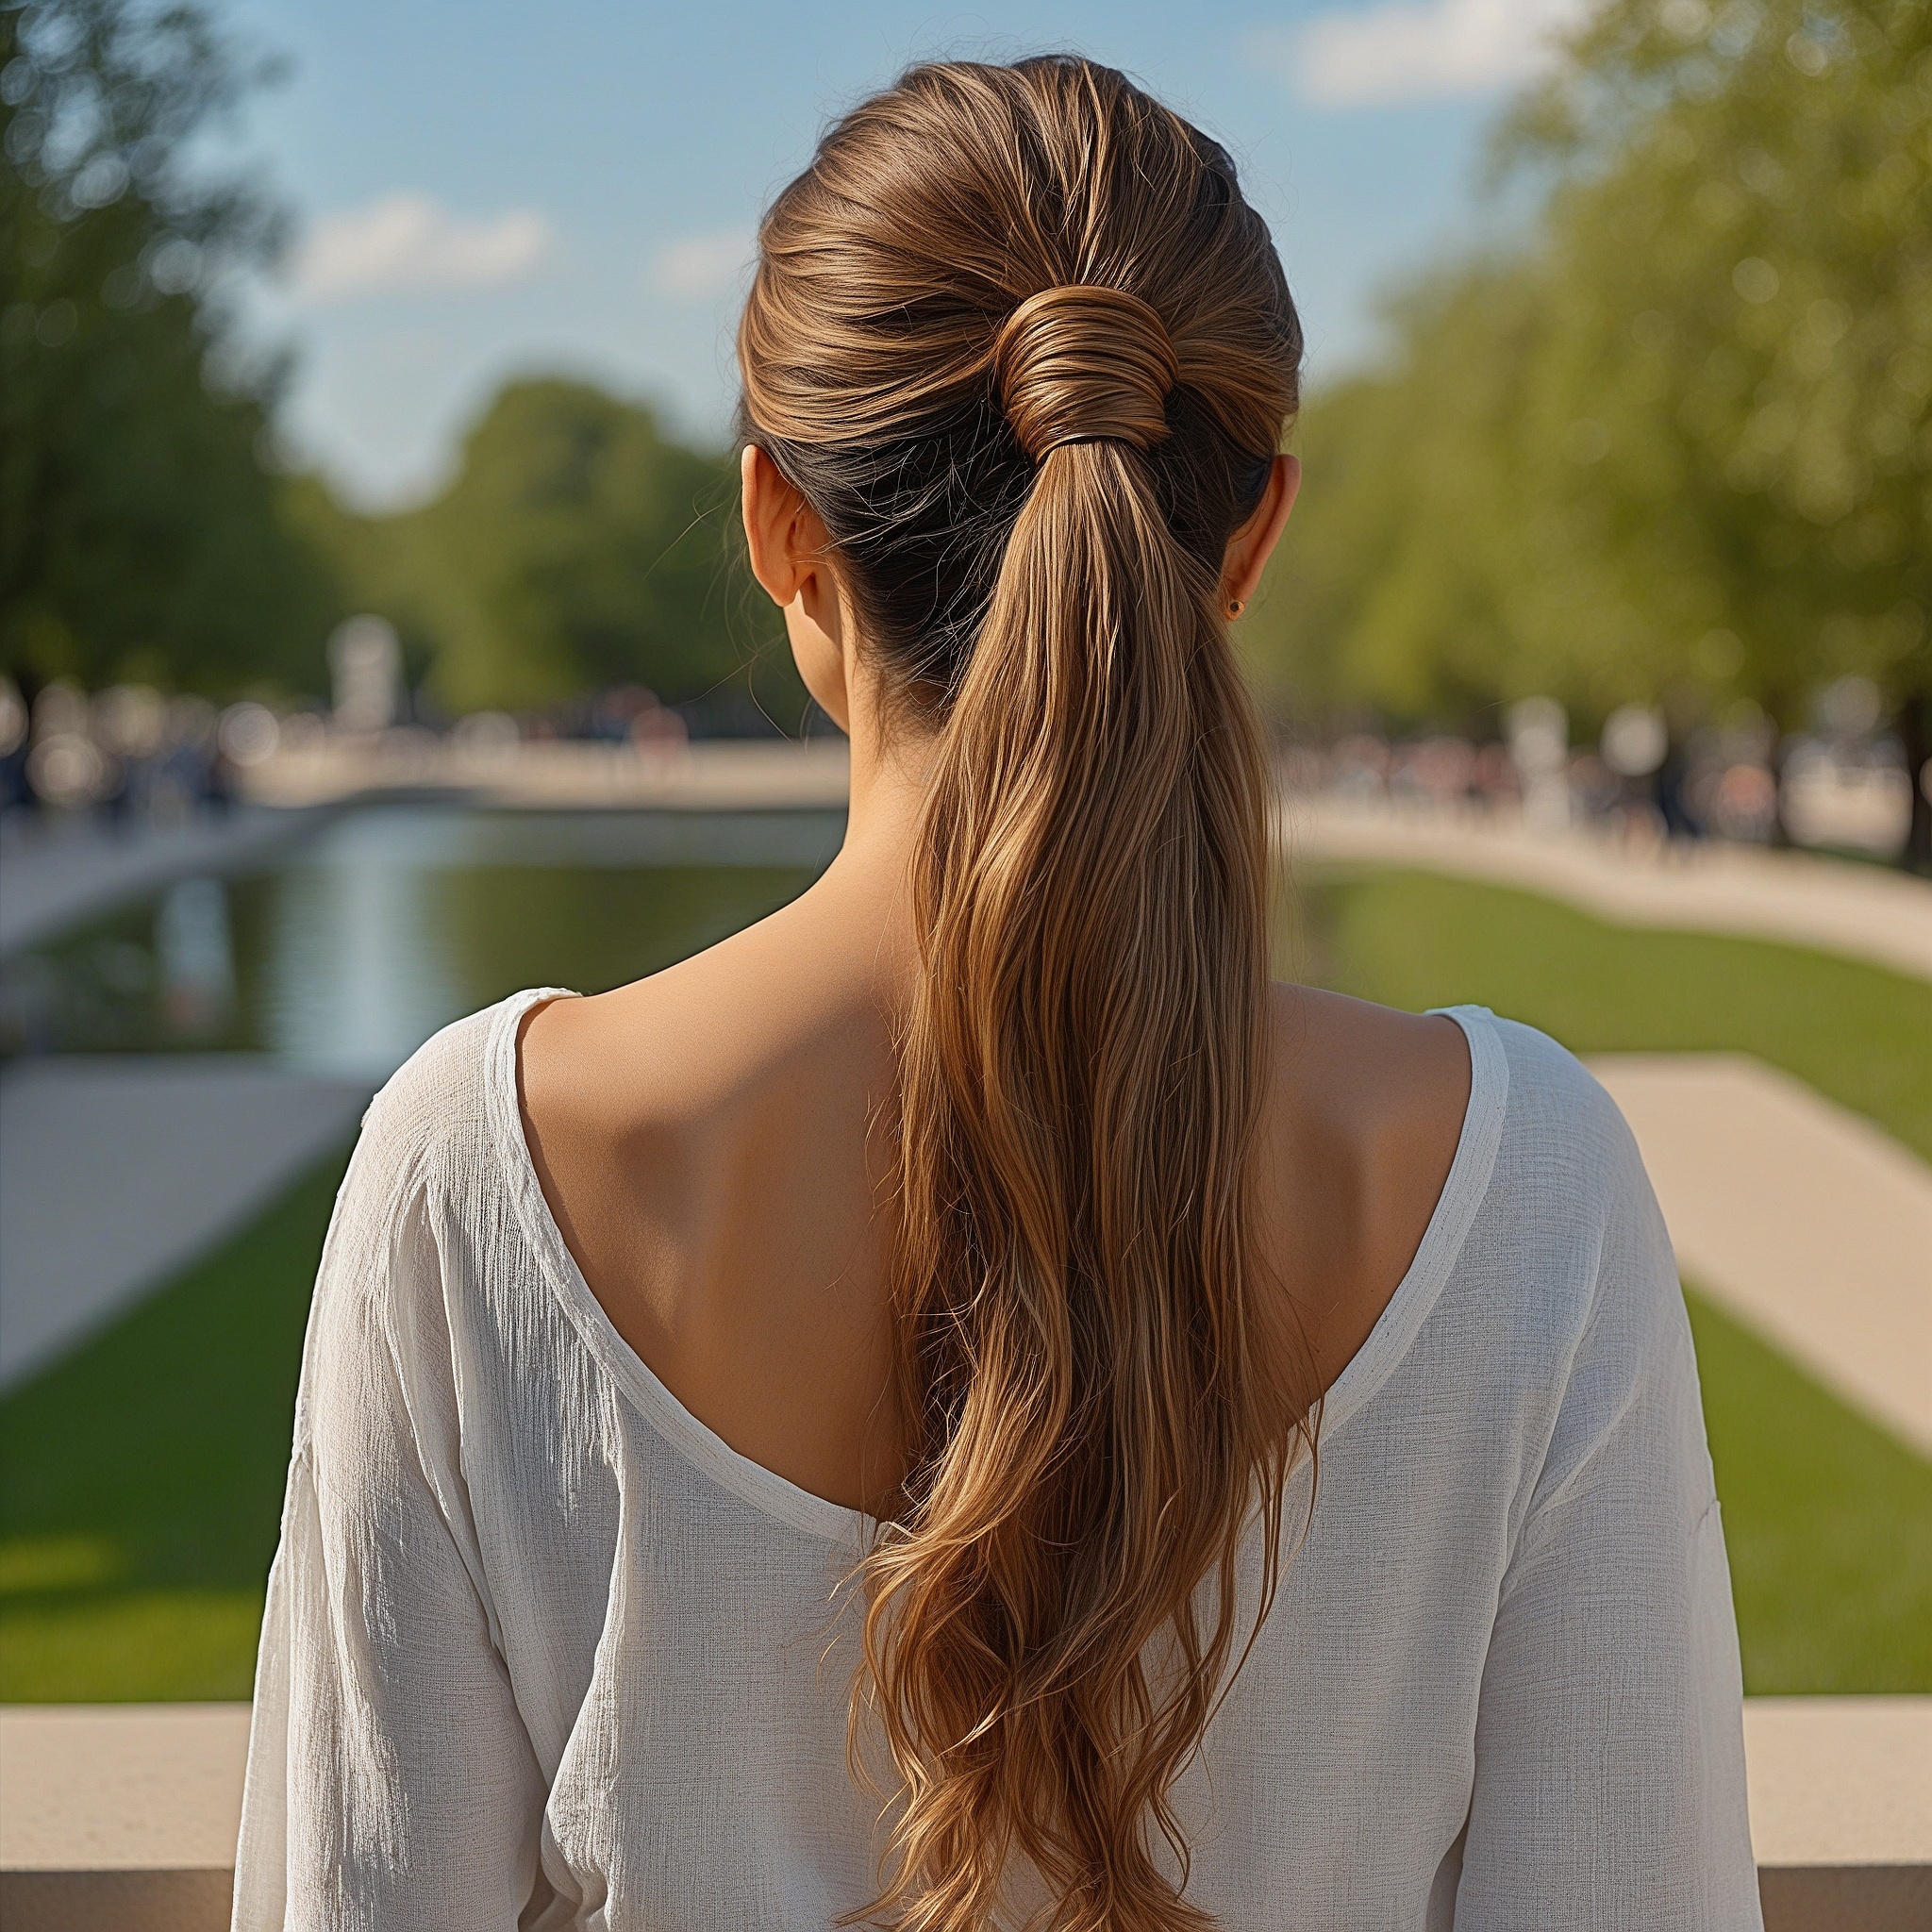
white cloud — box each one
[291,192,554,301]
[1254,0,1587,108]
[650,227,753,300]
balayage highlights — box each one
[737,57,1317,1932]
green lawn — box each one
[3,863,1926,1699]
[0,1150,344,1701]
[1293,866,1932,1163]
[1686,1290,1932,1692]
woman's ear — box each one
[1222,454,1301,617]
[741,443,853,729]
[741,443,811,604]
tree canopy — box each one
[299,375,776,718]
[300,378,800,725]
[1,4,790,726]
[1,0,336,695]
[10,0,1925,815]
[1250,0,1931,796]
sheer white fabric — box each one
[232,991,1761,1930]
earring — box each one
[1226,598,1244,619]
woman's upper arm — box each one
[1453,1121,1761,1930]
[233,1121,547,1931]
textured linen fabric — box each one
[233,991,1762,1931]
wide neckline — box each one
[487,986,872,1548]
[488,988,1508,1549]
[1311,1004,1509,1442]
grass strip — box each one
[1687,1288,1932,1694]
[1293,865,1932,1163]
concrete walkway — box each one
[0,808,325,958]
[0,1058,372,1391]
[1285,796,1932,984]
[1591,1054,1932,1457]
[247,735,854,813]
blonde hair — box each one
[738,56,1316,1932]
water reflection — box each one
[263,831,457,1076]
[156,877,235,1041]
[1,805,844,1075]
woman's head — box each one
[738,55,1301,732]
[738,56,1315,1932]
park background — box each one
[1,0,1928,1729]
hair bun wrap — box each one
[992,285,1178,461]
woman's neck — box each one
[798,708,937,999]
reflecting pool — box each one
[2,805,845,1075]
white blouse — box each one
[232,991,1762,1930]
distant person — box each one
[0,740,36,823]
[97,751,134,835]
[1657,734,1704,843]
[235,57,1759,1931]
[200,740,237,816]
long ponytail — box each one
[737,58,1315,1932]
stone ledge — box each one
[1758,1864,1932,1932]
[3,1697,1927,1929]
[1743,1696,1932,1930]
[1743,1697,1932,1869]
[0,1868,235,1932]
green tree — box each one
[313,377,802,724]
[0,0,337,698]
[1252,0,1932,867]
[1247,263,1568,731]
[1520,0,1932,860]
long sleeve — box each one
[231,1108,547,1931]
[1452,1107,1761,1929]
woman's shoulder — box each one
[1270,984,1471,1130]
[356,988,561,1187]
[1266,985,1476,1227]
[1426,1010,1678,1367]
[1275,986,1633,1176]
[1263,987,1475,1386]
[1264,989,1657,1376]
[305,991,565,1375]
[1474,1008,1646,1195]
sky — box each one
[217,0,1586,508]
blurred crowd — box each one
[0,617,692,842]
[1,662,1920,866]
[0,676,273,833]
[1277,681,1918,861]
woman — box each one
[234,57,1759,1932]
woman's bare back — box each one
[517,851,1470,1515]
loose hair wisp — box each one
[738,57,1316,1932]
